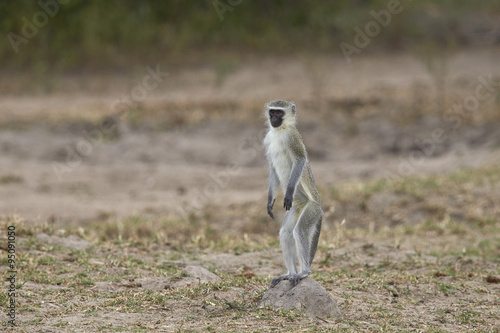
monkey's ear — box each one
[291,103,296,114]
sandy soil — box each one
[1,49,499,225]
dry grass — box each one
[1,166,499,332]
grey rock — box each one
[259,278,341,319]
[37,233,91,250]
[136,277,170,291]
[172,265,221,288]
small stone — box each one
[37,233,91,250]
[172,266,221,288]
[485,275,500,283]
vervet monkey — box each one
[264,100,323,288]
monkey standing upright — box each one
[264,100,323,288]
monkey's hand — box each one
[267,199,275,219]
[284,191,293,211]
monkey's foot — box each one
[270,274,289,288]
[289,271,310,286]
[270,271,310,288]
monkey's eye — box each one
[270,109,284,117]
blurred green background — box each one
[2,0,500,74]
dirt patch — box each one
[1,50,500,225]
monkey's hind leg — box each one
[270,208,298,288]
[290,203,323,287]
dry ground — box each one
[1,49,500,332]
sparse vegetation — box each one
[1,166,498,331]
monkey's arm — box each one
[284,130,307,210]
[267,165,280,219]
[284,157,306,210]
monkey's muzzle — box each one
[270,116,282,128]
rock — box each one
[172,265,221,288]
[37,233,91,250]
[259,278,341,319]
[94,282,127,292]
[100,266,221,292]
[136,277,170,291]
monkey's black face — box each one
[269,109,285,128]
